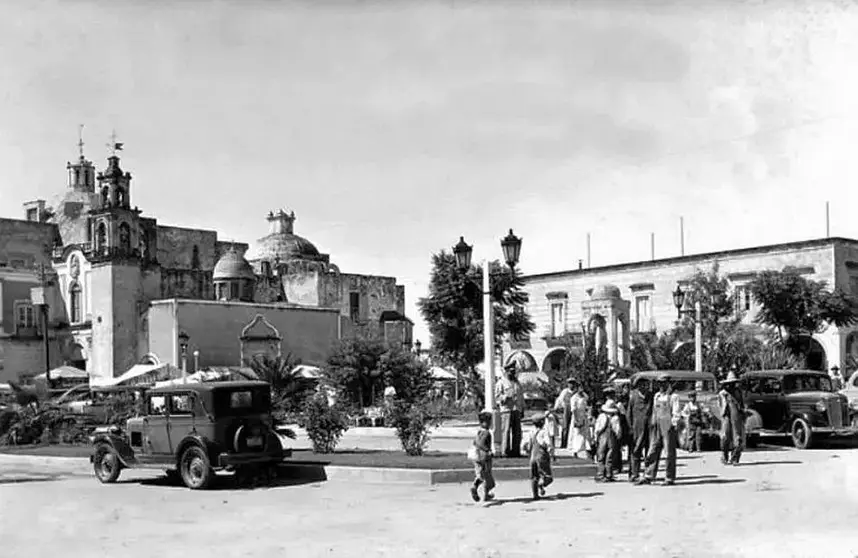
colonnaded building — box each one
[503,237,858,376]
[0,144,412,384]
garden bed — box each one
[287,449,586,470]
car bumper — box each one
[217,449,292,468]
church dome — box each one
[213,249,256,281]
[245,209,323,263]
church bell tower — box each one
[87,134,145,382]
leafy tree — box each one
[379,347,433,405]
[322,336,388,409]
[418,251,535,409]
[675,263,739,341]
[248,353,316,421]
[749,269,858,342]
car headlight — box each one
[815,401,827,413]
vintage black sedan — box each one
[743,369,857,449]
[90,381,293,489]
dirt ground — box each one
[2,445,858,558]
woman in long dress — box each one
[567,387,592,458]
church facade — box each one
[0,144,412,383]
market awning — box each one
[292,365,321,379]
[95,363,177,387]
[430,366,457,380]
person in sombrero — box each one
[718,371,747,465]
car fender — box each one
[174,433,219,466]
[788,411,815,428]
[90,431,135,467]
[744,409,763,433]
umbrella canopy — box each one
[35,365,89,381]
[292,365,321,379]
[430,366,457,380]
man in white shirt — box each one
[553,378,577,448]
[495,363,525,458]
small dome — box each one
[247,233,321,262]
[213,250,256,281]
[590,284,621,299]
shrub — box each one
[297,395,349,454]
[386,399,443,456]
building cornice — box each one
[149,297,342,314]
[522,237,855,282]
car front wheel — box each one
[93,444,121,484]
[791,418,814,449]
[180,446,214,490]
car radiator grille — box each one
[826,400,845,428]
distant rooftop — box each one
[522,236,858,281]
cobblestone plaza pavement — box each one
[2,444,858,558]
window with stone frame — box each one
[734,285,752,313]
[118,222,132,253]
[634,295,653,332]
[549,302,565,337]
[349,292,361,323]
[69,282,83,324]
[14,301,36,332]
[850,275,858,296]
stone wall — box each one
[160,268,213,300]
[0,218,57,268]
[156,225,245,270]
[512,240,847,372]
[147,299,340,369]
[0,337,65,383]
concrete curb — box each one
[279,461,597,485]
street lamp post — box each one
[193,349,200,373]
[453,229,522,454]
[178,331,190,383]
[673,285,719,373]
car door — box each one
[756,377,786,431]
[144,394,172,455]
[167,392,196,453]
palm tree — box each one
[247,354,315,419]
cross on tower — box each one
[106,129,124,156]
[77,124,85,158]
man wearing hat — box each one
[638,372,681,486]
[830,366,844,391]
[553,378,578,449]
[718,371,747,465]
[496,363,525,458]
[626,376,652,483]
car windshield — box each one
[672,379,716,392]
[213,387,271,416]
[783,375,833,393]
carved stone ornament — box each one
[70,255,80,279]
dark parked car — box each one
[90,381,293,489]
[743,370,857,449]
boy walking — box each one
[522,412,555,499]
[594,400,622,482]
[681,392,704,452]
[469,411,496,502]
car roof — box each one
[743,369,828,378]
[630,370,717,380]
[148,381,269,394]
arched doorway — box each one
[541,348,568,373]
[790,335,827,371]
[140,353,161,366]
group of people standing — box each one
[469,365,751,502]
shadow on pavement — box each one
[674,477,745,486]
[0,475,64,485]
[483,491,603,507]
[732,460,802,467]
[118,473,324,491]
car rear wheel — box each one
[180,446,214,490]
[93,444,121,484]
[791,418,813,450]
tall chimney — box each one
[680,217,685,256]
[826,201,831,238]
[586,233,591,268]
[578,259,583,270]
[651,232,655,261]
